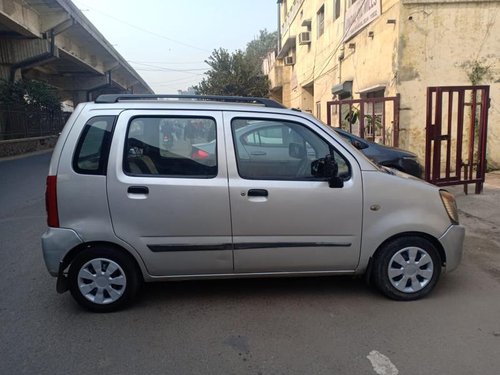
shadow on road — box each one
[134,275,378,309]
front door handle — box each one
[128,186,149,195]
[248,189,268,197]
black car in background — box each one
[334,128,423,178]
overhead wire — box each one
[130,62,207,74]
[74,1,212,92]
[76,1,211,53]
[315,0,368,80]
[131,61,208,90]
[128,60,208,65]
[286,0,369,104]
[149,75,205,86]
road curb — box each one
[0,149,53,162]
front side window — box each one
[231,118,350,181]
[124,116,217,178]
[73,116,115,175]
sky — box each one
[71,0,278,94]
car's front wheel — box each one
[372,236,442,300]
[68,247,141,312]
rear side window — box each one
[123,116,217,178]
[73,116,115,175]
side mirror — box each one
[351,140,364,150]
[311,155,344,188]
[328,175,344,188]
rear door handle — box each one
[127,186,149,194]
[248,189,268,197]
[250,151,267,156]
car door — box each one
[107,110,233,276]
[223,112,363,273]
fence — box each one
[425,85,490,194]
[0,105,69,140]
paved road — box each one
[1,152,500,375]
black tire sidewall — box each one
[373,236,442,301]
[68,247,141,312]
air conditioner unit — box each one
[298,31,311,45]
[284,55,295,66]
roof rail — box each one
[94,94,285,108]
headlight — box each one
[439,190,459,224]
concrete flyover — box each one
[0,0,153,105]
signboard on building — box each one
[343,0,381,41]
[281,0,305,36]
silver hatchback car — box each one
[42,94,464,312]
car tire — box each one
[372,236,441,300]
[68,247,142,312]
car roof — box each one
[95,94,286,108]
[80,100,304,117]
[82,95,323,124]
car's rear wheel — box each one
[372,236,441,300]
[68,247,141,312]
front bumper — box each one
[438,224,465,272]
[41,227,83,276]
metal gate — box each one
[425,86,490,194]
[326,95,400,147]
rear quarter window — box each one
[72,116,116,175]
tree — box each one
[194,30,278,97]
[0,79,62,139]
[245,29,278,65]
[195,48,269,97]
[0,79,61,113]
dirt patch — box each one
[463,234,500,283]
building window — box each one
[334,0,340,20]
[317,5,325,37]
[316,101,322,120]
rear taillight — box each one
[192,149,209,160]
[45,176,59,228]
